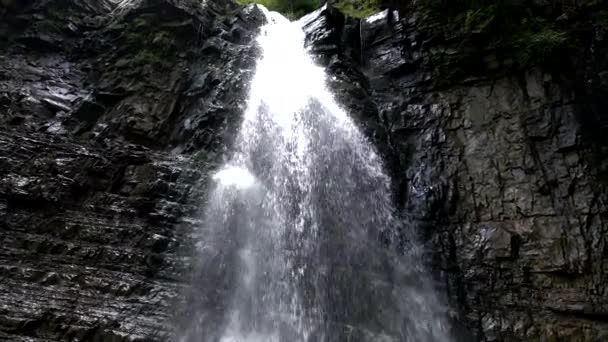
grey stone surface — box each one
[0,0,263,340]
[302,5,608,341]
[2,0,608,341]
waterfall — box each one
[179,6,451,342]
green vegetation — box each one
[236,0,382,19]
[132,49,165,66]
[410,0,607,84]
[236,0,319,19]
[333,0,381,18]
[235,0,606,83]
[514,27,567,65]
[421,0,569,65]
[119,16,176,69]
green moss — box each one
[333,0,381,18]
[115,16,177,70]
[515,27,567,65]
[413,0,585,85]
[462,4,497,33]
[132,49,165,66]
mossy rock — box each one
[332,0,381,18]
[132,49,166,66]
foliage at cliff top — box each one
[236,0,319,19]
[410,0,606,74]
[332,0,381,18]
[237,0,605,75]
[236,0,381,18]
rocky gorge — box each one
[1,0,608,341]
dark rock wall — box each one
[0,0,263,340]
[2,0,608,341]
[303,5,608,342]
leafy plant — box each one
[463,4,497,33]
[333,0,381,18]
[416,0,574,78]
[515,26,567,65]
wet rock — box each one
[304,4,608,341]
[2,0,606,340]
[0,0,263,340]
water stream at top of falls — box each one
[179,6,452,342]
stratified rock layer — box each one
[0,0,263,340]
[302,5,608,341]
[2,0,608,341]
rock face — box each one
[2,0,608,341]
[0,0,263,340]
[302,5,608,342]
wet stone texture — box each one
[2,0,608,341]
[0,0,263,340]
[303,5,608,342]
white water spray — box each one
[180,6,452,342]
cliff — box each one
[0,0,263,340]
[1,0,608,341]
[302,3,608,341]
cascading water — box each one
[180,6,451,342]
